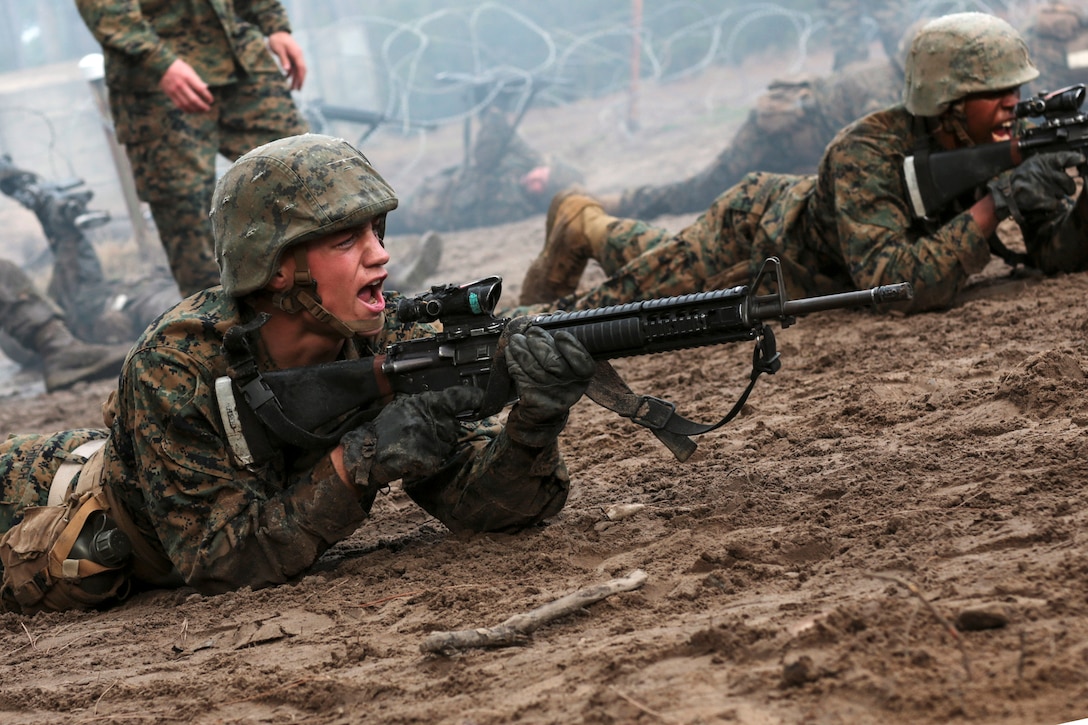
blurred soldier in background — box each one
[75,0,310,297]
[602,62,903,220]
[0,258,130,392]
[600,21,922,220]
[822,0,909,71]
[0,155,178,386]
[385,77,584,236]
[1021,2,1088,94]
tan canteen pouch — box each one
[0,440,132,614]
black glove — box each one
[341,385,485,489]
[988,151,1084,224]
[503,326,596,447]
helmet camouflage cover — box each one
[211,133,398,297]
[903,12,1039,116]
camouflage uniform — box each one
[0,430,108,535]
[75,0,309,296]
[524,105,1088,317]
[0,285,572,594]
[614,61,904,219]
[386,107,583,235]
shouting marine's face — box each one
[962,86,1021,145]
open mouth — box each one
[358,282,385,312]
[992,121,1014,142]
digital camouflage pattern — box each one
[386,107,584,235]
[0,287,571,595]
[514,105,1088,317]
[75,0,309,297]
[0,430,108,535]
[613,61,904,219]
[903,13,1039,116]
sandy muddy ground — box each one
[2,49,1088,725]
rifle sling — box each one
[223,315,353,453]
[585,329,781,463]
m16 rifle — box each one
[217,258,913,464]
[904,84,1088,219]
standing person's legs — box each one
[118,91,222,297]
[217,73,309,164]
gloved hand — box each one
[341,385,485,489]
[503,326,596,447]
[988,150,1084,224]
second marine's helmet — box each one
[903,12,1039,116]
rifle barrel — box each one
[785,282,913,316]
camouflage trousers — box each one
[531,173,830,314]
[0,429,107,537]
[114,72,308,296]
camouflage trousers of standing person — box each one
[512,172,837,316]
[0,429,107,537]
[113,72,308,297]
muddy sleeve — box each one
[75,0,176,80]
[825,133,993,312]
[1022,192,1088,274]
[401,418,570,534]
[122,347,370,595]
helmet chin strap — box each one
[272,247,385,342]
[939,101,976,148]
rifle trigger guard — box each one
[631,396,677,431]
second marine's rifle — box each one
[904,84,1088,219]
[217,258,913,463]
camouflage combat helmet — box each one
[211,133,398,297]
[903,12,1039,116]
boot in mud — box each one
[518,191,613,306]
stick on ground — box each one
[421,569,648,655]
